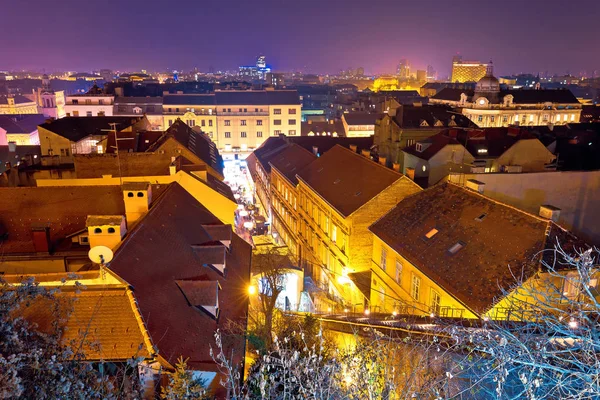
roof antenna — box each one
[101,122,133,186]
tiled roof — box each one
[215,90,301,105]
[73,152,174,178]
[17,286,153,361]
[0,95,36,105]
[269,144,317,185]
[392,105,477,129]
[108,183,251,371]
[402,133,461,160]
[0,184,167,254]
[433,88,580,104]
[114,96,163,105]
[455,127,537,158]
[343,113,383,126]
[301,120,346,136]
[160,119,224,176]
[369,183,583,313]
[39,117,144,142]
[0,114,46,133]
[163,94,216,106]
[296,145,402,217]
[104,130,164,153]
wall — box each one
[216,109,271,153]
[371,236,477,318]
[447,170,600,245]
[268,105,301,137]
[495,139,555,172]
[64,95,114,117]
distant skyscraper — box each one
[451,58,488,83]
[416,70,427,82]
[426,65,437,82]
[356,67,365,77]
[397,59,410,78]
[256,55,266,69]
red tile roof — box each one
[107,183,251,371]
[269,144,317,185]
[296,145,403,217]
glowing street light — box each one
[364,309,370,316]
[248,285,256,295]
[243,221,254,230]
[239,210,249,217]
[568,319,578,329]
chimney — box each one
[465,179,485,194]
[115,87,124,97]
[8,142,16,152]
[392,163,400,172]
[122,182,152,225]
[86,215,127,250]
[405,167,415,180]
[329,119,334,125]
[539,205,561,222]
[31,224,51,253]
[361,149,370,157]
[378,156,387,166]
[349,144,358,153]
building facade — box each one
[0,95,38,115]
[451,60,488,83]
[65,94,115,117]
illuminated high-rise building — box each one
[397,59,410,78]
[426,65,436,82]
[256,55,266,69]
[451,58,488,83]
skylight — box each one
[425,228,438,239]
[448,241,466,255]
[477,148,488,154]
[333,179,341,184]
[475,213,487,222]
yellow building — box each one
[295,145,421,310]
[372,75,399,92]
[0,95,39,115]
[269,144,317,255]
[451,60,488,83]
[163,90,301,160]
[368,182,586,320]
[432,65,583,127]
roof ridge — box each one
[332,144,403,177]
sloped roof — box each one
[163,94,216,106]
[392,105,476,129]
[369,183,583,313]
[17,286,152,361]
[433,88,580,104]
[39,116,144,142]
[301,120,346,136]
[269,144,317,185]
[455,127,538,159]
[343,113,383,126]
[108,183,251,371]
[0,114,46,133]
[0,95,36,105]
[296,145,403,217]
[0,184,167,254]
[402,133,461,160]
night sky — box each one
[2,0,599,76]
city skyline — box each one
[2,0,599,76]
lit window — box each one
[241,120,247,126]
[477,148,488,154]
[448,241,465,255]
[411,274,421,300]
[225,132,231,138]
[477,115,483,122]
[274,109,281,115]
[395,260,402,283]
[380,247,387,271]
[332,225,337,242]
[225,120,231,126]
[430,289,441,314]
[425,228,438,239]
[257,120,263,126]
[571,114,575,121]
[257,131,263,137]
[556,115,560,121]
[241,132,247,138]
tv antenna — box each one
[101,122,133,186]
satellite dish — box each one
[88,246,114,265]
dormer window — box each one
[94,228,102,234]
[416,143,423,152]
[107,227,115,233]
[477,149,488,154]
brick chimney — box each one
[31,224,51,253]
[122,182,152,225]
[539,205,561,222]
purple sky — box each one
[2,0,599,76]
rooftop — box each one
[296,145,403,217]
[369,183,584,313]
[343,112,383,126]
[0,114,47,133]
[39,116,144,142]
[269,144,317,185]
[433,88,580,104]
[0,95,35,105]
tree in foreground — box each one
[161,357,208,399]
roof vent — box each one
[465,179,485,194]
[539,205,561,222]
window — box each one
[257,131,263,137]
[411,274,421,300]
[416,143,423,152]
[94,228,102,234]
[238,108,242,112]
[225,132,231,138]
[331,225,337,242]
[502,115,508,122]
[257,120,263,126]
[209,120,213,127]
[288,119,296,125]
[448,241,466,255]
[137,192,144,197]
[168,119,173,126]
[98,111,105,116]
[289,130,296,135]
[289,108,297,114]
[274,109,281,114]
[490,116,495,123]
[475,213,487,222]
[395,260,402,284]
[225,120,231,126]
[85,99,92,105]
[571,114,575,121]
[425,228,438,239]
[98,99,104,105]
[406,139,415,146]
[168,108,172,112]
[562,272,580,300]
[72,99,79,104]
[107,227,115,233]
[201,120,206,127]
[274,130,282,135]
[430,289,441,315]
[274,119,282,125]
[73,111,79,117]
[543,114,549,122]
[241,120,247,126]
[241,132,247,138]
[176,108,180,112]
[380,248,387,271]
[477,115,483,122]
[243,108,247,112]
[188,120,195,127]
[86,111,92,117]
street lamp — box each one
[243,221,254,230]
[248,285,256,295]
[239,210,249,217]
